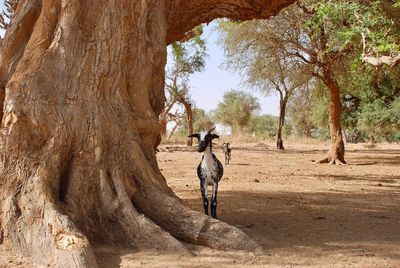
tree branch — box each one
[362,53,400,67]
[166,0,296,44]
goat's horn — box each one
[209,127,216,132]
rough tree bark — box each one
[318,72,346,165]
[0,0,296,267]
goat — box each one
[222,142,231,165]
[189,129,223,219]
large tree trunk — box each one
[0,0,296,267]
[318,75,346,165]
[276,97,287,150]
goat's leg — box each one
[211,182,219,219]
[200,180,209,215]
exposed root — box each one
[133,183,263,254]
[103,168,191,255]
[333,158,347,166]
[317,155,347,165]
[316,157,329,164]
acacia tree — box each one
[0,0,296,267]
[165,74,195,145]
[175,108,214,139]
[165,26,206,146]
[219,5,350,163]
[287,84,317,138]
[219,20,311,149]
[301,0,400,162]
[213,90,260,134]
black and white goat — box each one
[222,142,231,165]
[189,129,224,219]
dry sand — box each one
[2,142,399,267]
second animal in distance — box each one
[222,142,231,165]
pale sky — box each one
[0,2,279,116]
[179,22,279,116]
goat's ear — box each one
[211,134,219,139]
[188,133,200,140]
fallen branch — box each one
[362,53,400,67]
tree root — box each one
[133,180,264,254]
[317,155,347,165]
[102,168,191,255]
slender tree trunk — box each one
[306,128,312,138]
[318,75,346,165]
[276,97,288,150]
[167,123,179,141]
[184,103,194,146]
[159,100,176,141]
[0,0,296,267]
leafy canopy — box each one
[213,90,260,133]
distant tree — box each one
[218,4,347,162]
[165,74,195,144]
[287,85,316,138]
[192,108,214,132]
[165,25,207,146]
[213,90,260,134]
[219,19,311,149]
[246,115,278,139]
[176,108,214,137]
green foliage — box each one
[357,70,400,142]
[176,108,214,135]
[212,90,260,134]
[310,82,330,132]
[192,108,214,132]
[246,115,278,138]
[170,25,208,75]
[165,25,208,134]
[302,0,399,56]
[286,85,317,138]
[218,15,311,98]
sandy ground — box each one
[1,142,400,267]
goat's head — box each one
[189,127,219,152]
[222,142,230,148]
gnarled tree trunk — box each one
[0,0,296,267]
[318,74,346,165]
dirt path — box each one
[2,143,400,267]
